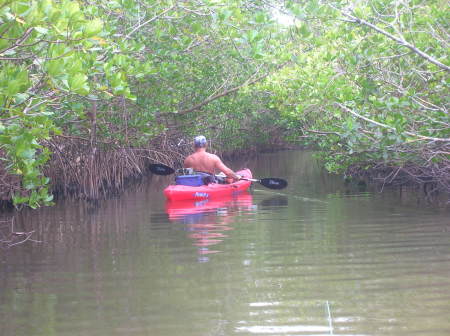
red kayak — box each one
[164,169,252,201]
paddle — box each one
[243,177,288,190]
[149,163,288,190]
[149,163,175,175]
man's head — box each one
[194,135,207,148]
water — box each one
[1,151,449,336]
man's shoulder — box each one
[184,154,194,164]
[206,152,220,160]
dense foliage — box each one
[259,0,449,193]
[0,0,448,208]
[0,0,288,207]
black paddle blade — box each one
[149,163,174,176]
[259,178,288,190]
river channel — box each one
[1,150,449,336]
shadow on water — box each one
[259,195,288,208]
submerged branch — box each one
[0,218,41,249]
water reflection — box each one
[1,150,450,336]
[166,192,255,262]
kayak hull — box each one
[166,192,253,219]
[164,169,252,201]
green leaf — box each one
[34,26,49,34]
[14,93,29,104]
[13,195,29,206]
[84,19,103,38]
[191,22,201,34]
[255,12,265,23]
[218,9,232,22]
[69,73,89,95]
[6,80,21,96]
[298,24,310,37]
[24,181,36,190]
[20,146,36,159]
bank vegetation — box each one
[0,0,448,208]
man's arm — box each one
[184,155,192,168]
[214,156,240,180]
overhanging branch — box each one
[177,62,289,115]
[125,5,175,39]
[336,8,450,73]
[336,103,450,142]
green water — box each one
[1,151,449,336]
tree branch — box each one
[336,103,450,142]
[177,62,289,115]
[0,27,34,54]
[337,9,450,72]
[125,5,175,39]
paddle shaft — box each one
[240,177,259,182]
[215,175,260,183]
[217,174,287,190]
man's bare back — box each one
[184,146,240,181]
[184,150,222,174]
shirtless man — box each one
[184,135,241,183]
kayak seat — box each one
[175,173,208,186]
[174,169,227,186]
[174,169,214,186]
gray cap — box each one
[194,135,207,148]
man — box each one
[184,135,241,183]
